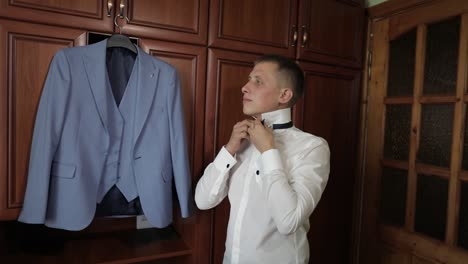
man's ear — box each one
[278,88,293,105]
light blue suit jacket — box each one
[18,40,194,231]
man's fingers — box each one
[254,118,263,126]
[234,124,249,133]
[240,131,249,138]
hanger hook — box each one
[114,15,130,34]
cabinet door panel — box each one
[123,0,208,45]
[209,0,297,57]
[297,0,364,68]
[296,61,361,264]
[0,0,114,33]
[141,40,206,180]
[206,49,259,264]
[0,19,86,220]
[141,39,209,264]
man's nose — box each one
[241,83,249,94]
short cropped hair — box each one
[254,54,304,106]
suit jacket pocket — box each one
[51,162,76,179]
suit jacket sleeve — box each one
[167,70,194,218]
[18,50,71,223]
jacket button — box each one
[226,164,230,168]
[256,170,260,175]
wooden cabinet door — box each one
[205,48,259,264]
[0,0,114,33]
[0,19,87,220]
[295,61,361,264]
[120,0,208,45]
[296,0,364,68]
[140,39,209,264]
[208,0,298,58]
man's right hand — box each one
[225,119,254,155]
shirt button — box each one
[226,164,230,168]
[256,170,260,175]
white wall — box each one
[366,0,388,7]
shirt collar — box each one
[260,108,292,128]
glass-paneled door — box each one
[359,1,468,263]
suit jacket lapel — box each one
[83,40,111,134]
[134,48,159,143]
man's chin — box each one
[242,108,256,116]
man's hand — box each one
[225,119,254,155]
[247,119,275,153]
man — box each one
[195,54,330,264]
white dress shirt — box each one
[195,108,330,264]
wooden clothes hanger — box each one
[106,15,137,54]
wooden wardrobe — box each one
[0,0,365,263]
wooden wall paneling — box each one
[123,0,208,45]
[140,38,209,264]
[205,48,260,264]
[0,0,114,33]
[297,61,361,264]
[208,0,297,58]
[296,0,365,68]
[0,19,87,220]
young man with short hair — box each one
[195,54,330,264]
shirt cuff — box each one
[214,146,237,171]
[259,149,283,174]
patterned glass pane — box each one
[417,104,454,167]
[379,167,407,226]
[415,174,448,241]
[461,109,468,170]
[458,181,468,250]
[387,29,416,97]
[384,105,412,160]
[423,16,460,95]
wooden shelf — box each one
[0,221,192,264]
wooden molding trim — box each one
[368,0,436,20]
[380,225,468,263]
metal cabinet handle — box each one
[301,25,308,48]
[118,0,125,18]
[107,0,113,17]
[291,25,298,47]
